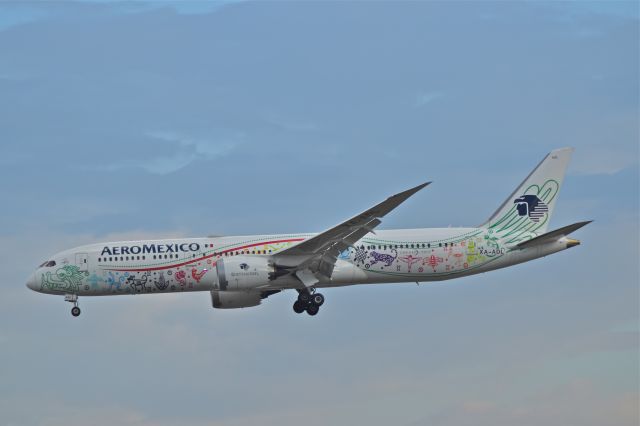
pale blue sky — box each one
[0,2,638,425]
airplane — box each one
[26,147,590,317]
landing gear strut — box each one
[65,294,81,317]
[293,289,324,316]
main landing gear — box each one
[65,294,81,317]
[293,289,325,316]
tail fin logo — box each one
[513,195,548,222]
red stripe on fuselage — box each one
[101,238,306,272]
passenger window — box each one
[428,243,431,248]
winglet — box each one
[369,182,431,218]
[388,182,431,202]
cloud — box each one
[94,131,240,175]
[0,0,242,33]
[0,72,29,81]
[76,0,244,16]
[414,91,443,108]
[0,4,50,31]
[571,145,638,175]
[263,113,319,132]
[417,381,638,426]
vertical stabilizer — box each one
[482,148,573,243]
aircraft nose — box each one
[26,273,37,291]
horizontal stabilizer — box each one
[516,221,592,249]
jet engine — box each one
[210,289,282,309]
[215,256,274,291]
[211,290,261,309]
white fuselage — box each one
[27,227,571,297]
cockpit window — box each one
[40,260,56,268]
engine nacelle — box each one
[215,256,273,290]
[211,290,261,309]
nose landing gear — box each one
[65,294,81,317]
[293,289,324,316]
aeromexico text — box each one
[101,243,201,256]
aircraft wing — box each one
[274,182,430,287]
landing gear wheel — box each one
[71,306,81,317]
[297,292,310,303]
[293,300,306,314]
[311,293,325,306]
[306,304,319,316]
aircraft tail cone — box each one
[565,238,580,248]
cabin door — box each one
[75,252,89,272]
